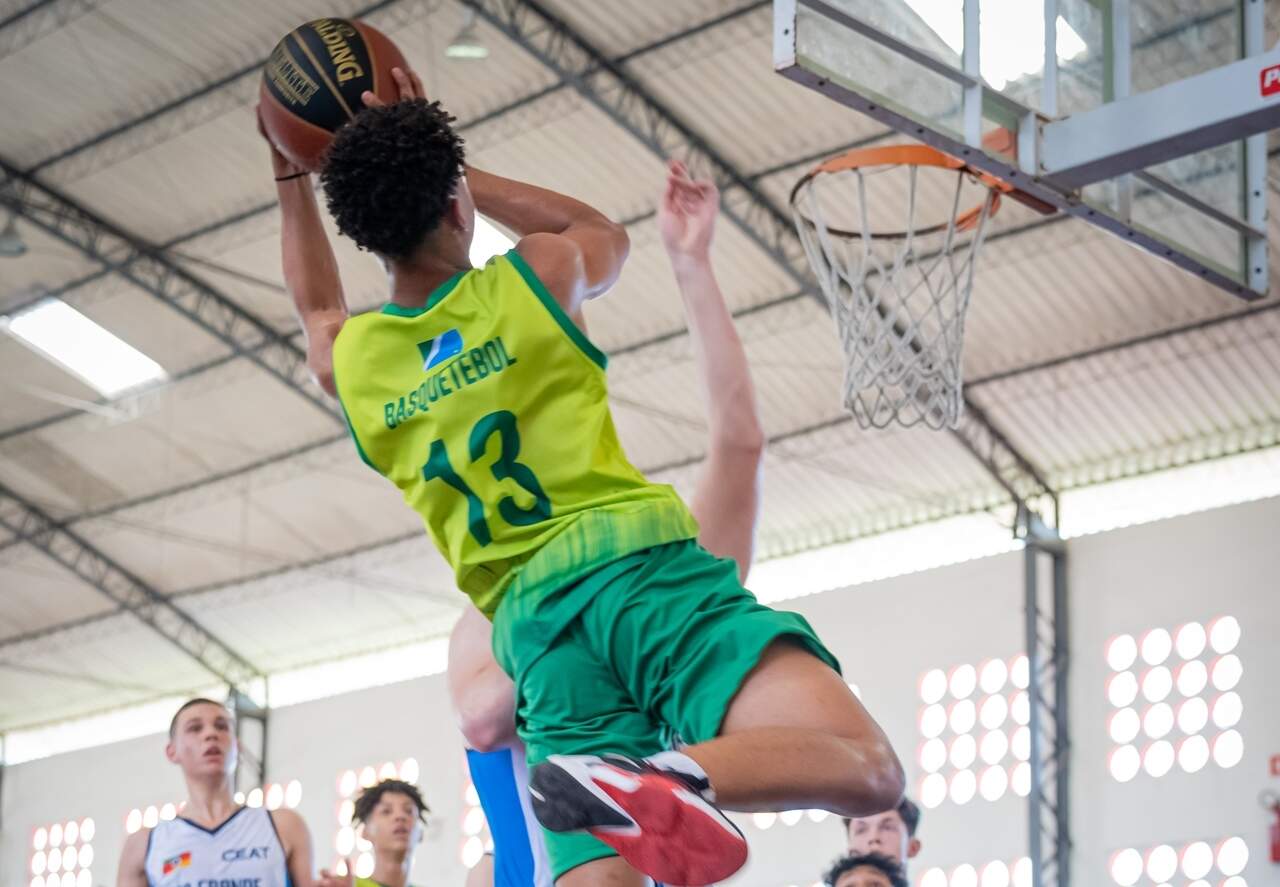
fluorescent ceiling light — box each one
[470,214,514,267]
[1,298,167,398]
[904,0,1087,90]
[446,11,489,60]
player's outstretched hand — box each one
[657,159,719,264]
[315,859,355,887]
[362,66,426,109]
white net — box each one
[793,158,999,430]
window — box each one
[1106,617,1243,782]
[334,759,418,877]
[1109,837,1248,886]
[917,655,1029,808]
[29,817,94,887]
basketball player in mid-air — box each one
[449,158,767,887]
[116,698,317,887]
[267,67,902,885]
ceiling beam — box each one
[462,0,1058,521]
[0,0,98,60]
[0,479,262,688]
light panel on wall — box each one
[916,655,1027,808]
[1106,617,1242,783]
[917,856,1030,887]
[335,760,417,873]
[29,817,93,887]
[1108,837,1248,887]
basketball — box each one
[258,18,410,171]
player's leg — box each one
[556,856,648,887]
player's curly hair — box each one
[321,98,466,260]
[823,852,908,887]
[352,779,430,825]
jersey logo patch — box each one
[419,329,463,370]
[162,852,192,875]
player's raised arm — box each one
[658,161,765,581]
[467,166,630,314]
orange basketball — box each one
[259,18,409,172]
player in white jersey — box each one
[117,698,317,887]
[449,161,766,887]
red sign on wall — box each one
[1262,64,1280,97]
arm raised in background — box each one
[447,605,518,753]
[657,161,765,581]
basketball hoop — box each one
[791,144,1012,430]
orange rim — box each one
[790,144,1007,240]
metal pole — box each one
[1043,0,1059,117]
[1242,0,1268,293]
[1110,0,1133,220]
[1052,546,1071,887]
[1024,537,1044,887]
[962,0,983,146]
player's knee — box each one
[837,734,906,817]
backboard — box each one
[774,0,1277,300]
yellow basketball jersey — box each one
[331,250,698,617]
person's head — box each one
[352,779,429,857]
[824,852,909,887]
[322,98,473,269]
[843,797,921,864]
[165,698,237,779]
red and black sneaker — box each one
[529,753,748,885]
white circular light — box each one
[1177,697,1209,734]
[981,860,1010,887]
[266,784,284,810]
[1142,666,1173,702]
[1011,691,1030,725]
[920,868,947,887]
[980,659,1009,694]
[920,669,947,703]
[1109,745,1140,783]
[979,766,1008,802]
[1212,730,1243,768]
[980,695,1009,730]
[921,704,947,739]
[355,853,374,878]
[357,835,372,852]
[60,873,74,887]
[1012,858,1031,887]
[1177,735,1210,773]
[78,847,93,869]
[339,770,357,797]
[34,828,48,851]
[76,873,90,887]
[1211,655,1242,691]
[1010,655,1029,689]
[31,852,46,876]
[1141,629,1172,665]
[379,761,397,781]
[950,769,977,805]
[980,730,1009,764]
[1107,635,1138,671]
[1212,692,1243,729]
[1143,703,1174,739]
[1146,844,1177,882]
[920,738,947,773]
[336,827,355,856]
[62,847,77,872]
[951,863,978,887]
[49,825,62,849]
[400,758,420,783]
[1109,708,1141,744]
[464,783,480,806]
[807,809,829,823]
[247,788,263,809]
[125,810,141,835]
[79,820,93,844]
[463,806,486,836]
[32,877,45,887]
[1180,841,1213,879]
[1142,740,1174,777]
[1176,660,1208,697]
[1107,673,1138,708]
[339,799,355,824]
[1216,836,1248,876]
[359,766,377,788]
[950,734,977,769]
[234,793,245,805]
[920,773,947,809]
[1011,726,1031,761]
[1175,623,1206,659]
[751,812,776,830]
[63,822,78,845]
[950,700,977,734]
[461,835,484,868]
[160,803,176,822]
[1209,616,1240,653]
[780,809,803,826]
[1111,848,1143,886]
[285,780,303,809]
[1011,762,1030,796]
[47,850,61,874]
[143,807,158,828]
[1222,878,1246,887]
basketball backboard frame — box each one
[774,0,1275,301]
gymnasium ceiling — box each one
[0,0,1278,732]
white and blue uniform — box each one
[144,806,289,887]
[467,747,552,887]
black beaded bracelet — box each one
[274,171,310,181]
